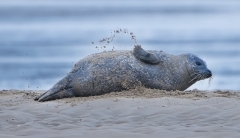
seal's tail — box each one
[34,77,74,102]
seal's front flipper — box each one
[133,45,159,64]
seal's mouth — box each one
[205,70,212,78]
[189,70,212,83]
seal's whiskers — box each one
[189,74,201,83]
[208,76,213,86]
[190,73,199,77]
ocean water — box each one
[0,0,240,90]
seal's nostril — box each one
[207,70,212,77]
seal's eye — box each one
[196,62,202,66]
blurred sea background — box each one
[0,0,240,91]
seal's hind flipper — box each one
[34,76,74,102]
[34,91,48,101]
[133,45,159,64]
[37,88,74,102]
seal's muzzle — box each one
[206,70,212,78]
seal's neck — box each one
[173,56,196,91]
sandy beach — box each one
[1,88,240,138]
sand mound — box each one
[1,88,240,138]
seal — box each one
[34,45,212,102]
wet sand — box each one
[1,88,240,138]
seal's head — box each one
[133,45,212,91]
[185,53,212,83]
